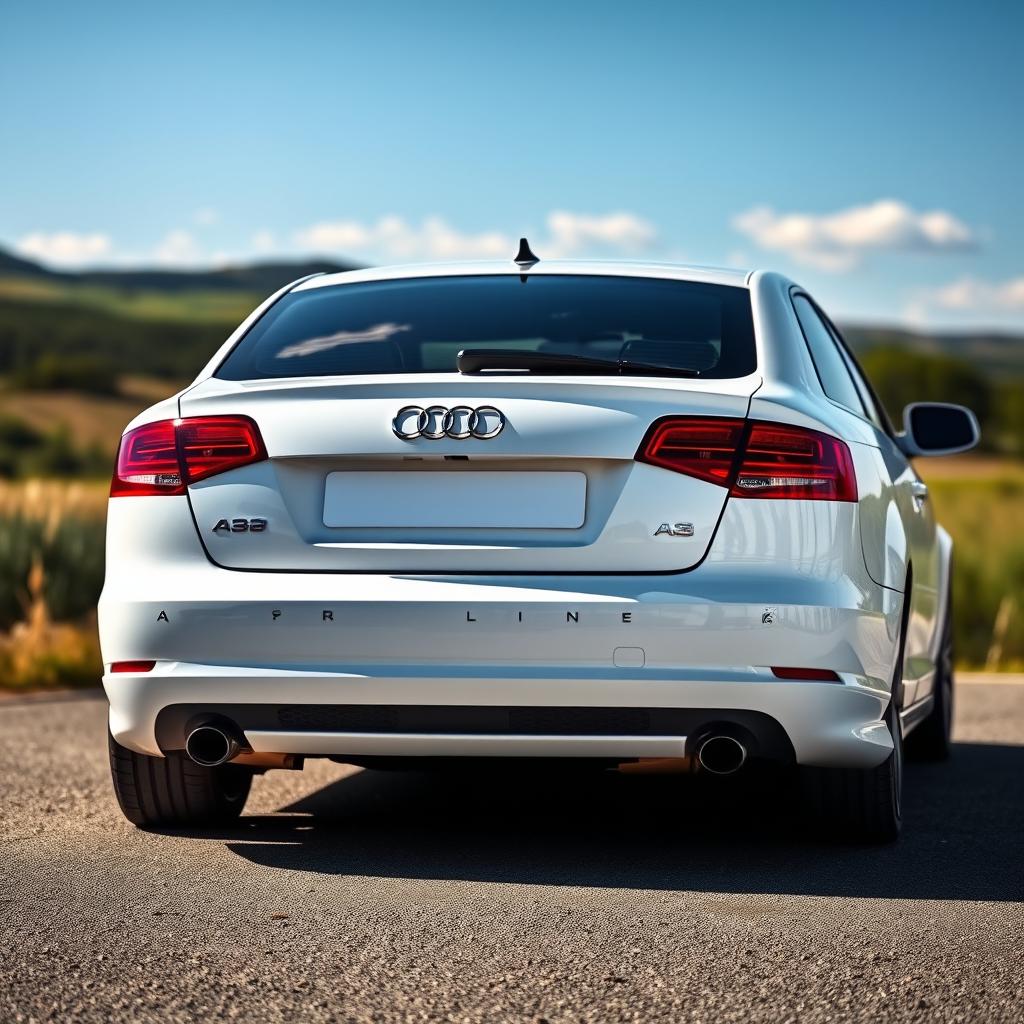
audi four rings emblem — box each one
[392,405,506,440]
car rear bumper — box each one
[100,498,903,770]
[105,661,894,768]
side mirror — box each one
[899,402,980,457]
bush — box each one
[0,415,111,480]
[11,352,120,394]
[0,513,105,630]
[993,382,1024,456]
[0,416,44,477]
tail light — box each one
[111,416,266,497]
[637,417,856,501]
[634,418,747,486]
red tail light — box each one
[111,416,266,497]
[733,421,857,501]
[637,417,856,501]
[636,418,746,486]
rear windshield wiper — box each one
[457,349,700,378]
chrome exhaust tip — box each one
[697,735,748,776]
[184,724,242,767]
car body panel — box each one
[100,259,961,770]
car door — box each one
[828,323,940,705]
[792,294,940,706]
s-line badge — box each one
[212,518,267,533]
[654,522,694,537]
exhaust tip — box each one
[697,734,747,776]
[185,725,241,767]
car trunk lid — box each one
[179,374,759,573]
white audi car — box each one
[100,246,979,841]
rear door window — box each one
[792,294,866,416]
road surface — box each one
[1,682,1022,1022]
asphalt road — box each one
[1,682,1022,1023]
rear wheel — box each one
[108,730,252,827]
[799,699,903,843]
[906,593,954,761]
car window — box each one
[217,275,758,381]
[792,294,866,416]
[831,330,887,430]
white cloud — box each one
[152,229,201,266]
[251,229,276,254]
[293,211,659,263]
[928,275,1024,312]
[10,210,662,273]
[903,275,1024,329]
[15,231,112,267]
[733,199,976,271]
[544,211,657,256]
[295,216,511,262]
[193,207,219,227]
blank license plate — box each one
[323,471,586,529]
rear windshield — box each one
[216,274,757,380]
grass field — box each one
[0,459,1021,690]
[920,459,1024,669]
[0,276,258,325]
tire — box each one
[905,591,954,761]
[108,730,252,828]
[799,699,904,843]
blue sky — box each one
[2,0,1022,329]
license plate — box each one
[323,471,586,529]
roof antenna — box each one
[514,237,539,267]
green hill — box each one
[0,248,360,382]
[0,247,1020,457]
[842,324,1024,378]
[0,245,1020,377]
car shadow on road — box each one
[181,741,1024,901]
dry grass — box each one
[0,478,108,522]
[0,481,106,689]
[916,455,1024,481]
[0,558,101,690]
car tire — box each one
[905,590,954,761]
[799,698,903,843]
[108,730,253,827]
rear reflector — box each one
[771,667,841,682]
[110,660,156,673]
[637,418,856,501]
[111,415,266,497]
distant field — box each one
[0,276,257,325]
[900,457,1023,669]
[917,455,1024,480]
[0,382,175,452]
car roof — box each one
[293,259,753,292]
